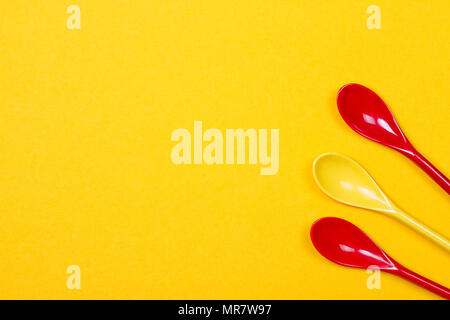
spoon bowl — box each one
[313,153,393,212]
[311,217,395,270]
[337,83,411,152]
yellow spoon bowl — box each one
[313,153,450,252]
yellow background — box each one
[0,1,449,299]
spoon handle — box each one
[393,210,450,252]
[393,265,450,299]
[407,149,450,195]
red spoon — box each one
[337,83,450,194]
[310,217,450,299]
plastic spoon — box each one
[310,217,450,299]
[337,83,450,194]
[313,153,450,251]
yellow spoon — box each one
[313,153,450,252]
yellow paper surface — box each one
[0,1,449,299]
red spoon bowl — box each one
[337,83,450,194]
[310,217,450,299]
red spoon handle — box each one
[407,149,450,194]
[393,266,450,299]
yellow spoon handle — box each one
[393,209,450,252]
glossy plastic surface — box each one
[313,153,450,251]
[313,153,392,212]
[310,217,450,299]
[337,83,450,194]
